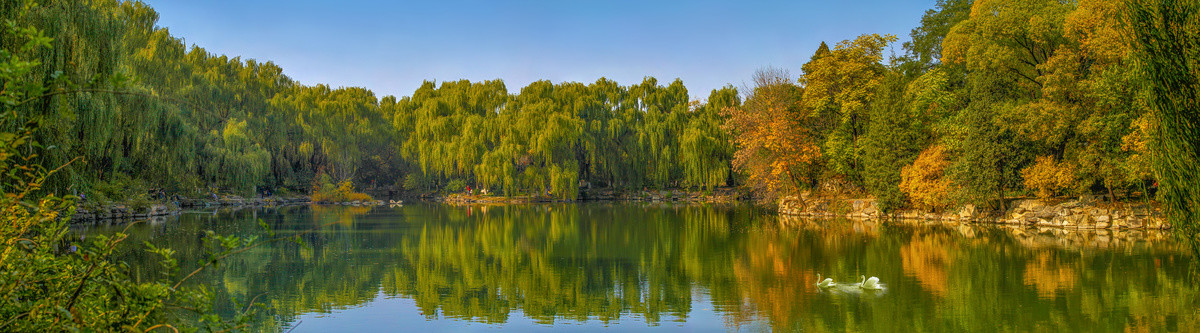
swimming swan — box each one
[858,275,883,290]
[815,274,836,288]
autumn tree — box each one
[900,145,954,211]
[723,69,819,200]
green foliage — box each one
[0,121,240,331]
[905,0,974,69]
[1,0,742,202]
[445,178,467,193]
[801,33,899,187]
[391,77,737,200]
[0,15,284,330]
[1128,0,1200,240]
[945,103,1030,208]
[861,68,936,212]
[715,0,1164,212]
[402,173,429,191]
[2,0,1190,216]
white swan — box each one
[815,274,836,288]
[858,275,883,290]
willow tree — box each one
[680,87,739,190]
[1128,0,1200,240]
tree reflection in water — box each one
[80,203,1200,331]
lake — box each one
[77,203,1199,332]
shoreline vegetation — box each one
[1,0,1197,240]
[3,0,1200,330]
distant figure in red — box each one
[467,185,472,195]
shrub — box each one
[445,179,467,193]
[402,174,426,191]
[1,126,255,331]
[900,145,953,211]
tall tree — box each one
[800,34,898,188]
[723,69,817,200]
[1128,0,1200,240]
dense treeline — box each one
[2,0,1198,228]
[1,0,738,202]
[728,0,1167,216]
[392,78,737,199]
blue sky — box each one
[142,0,937,100]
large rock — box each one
[958,204,977,220]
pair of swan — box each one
[815,274,884,290]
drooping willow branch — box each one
[15,88,211,116]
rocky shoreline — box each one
[778,195,1171,230]
[778,214,1185,252]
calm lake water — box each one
[78,203,1199,332]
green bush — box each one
[445,179,467,193]
[0,126,241,331]
[403,173,427,191]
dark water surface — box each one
[79,203,1199,332]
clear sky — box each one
[142,0,937,100]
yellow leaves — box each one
[801,34,896,114]
[1001,100,1077,145]
[1123,115,1153,154]
[1039,47,1086,102]
[1021,156,1078,199]
[900,145,953,211]
[1064,0,1130,63]
[941,20,973,64]
[1122,114,1157,181]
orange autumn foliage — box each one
[900,145,953,211]
[723,69,823,200]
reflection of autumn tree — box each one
[901,233,954,297]
[728,219,888,332]
[310,205,372,226]
[731,232,812,332]
[1021,252,1078,298]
